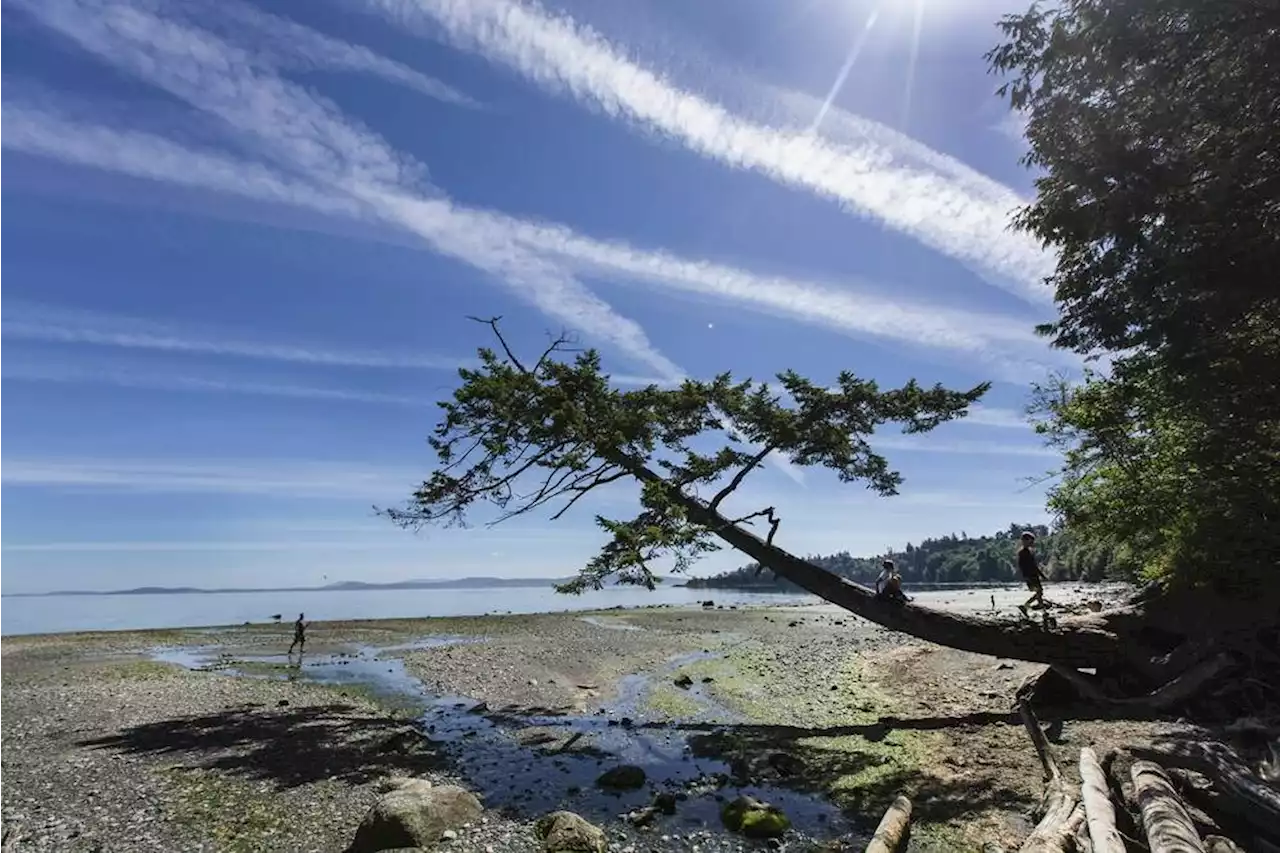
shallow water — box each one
[152,637,855,839]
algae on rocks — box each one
[720,795,791,839]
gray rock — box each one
[535,811,606,853]
[348,784,482,852]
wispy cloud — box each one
[873,435,1056,458]
[1,540,417,552]
[193,0,482,108]
[964,405,1031,430]
[1,103,365,218]
[1,362,432,406]
[2,303,468,371]
[10,0,1064,395]
[361,0,1055,300]
[0,457,411,498]
[13,0,685,380]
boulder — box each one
[673,674,694,689]
[348,784,482,852]
[720,795,791,839]
[535,811,606,853]
[595,765,646,790]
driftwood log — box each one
[1079,747,1126,853]
[864,795,912,853]
[1131,759,1207,853]
[1017,699,1084,853]
[1130,740,1280,842]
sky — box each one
[1,0,1069,594]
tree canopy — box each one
[387,318,988,593]
[989,0,1280,597]
[690,522,1126,591]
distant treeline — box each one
[686,523,1124,590]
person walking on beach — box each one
[288,612,308,657]
[1016,533,1048,618]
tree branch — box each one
[467,315,527,373]
[709,443,777,510]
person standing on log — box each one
[1017,532,1048,618]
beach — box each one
[1,592,1180,852]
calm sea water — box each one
[1,582,1120,637]
[0,585,813,636]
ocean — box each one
[0,581,1118,636]
[0,585,813,636]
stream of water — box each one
[152,636,856,839]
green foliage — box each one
[688,522,1126,590]
[387,319,988,593]
[989,0,1280,595]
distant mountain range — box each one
[4,575,681,597]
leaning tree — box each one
[386,318,1244,708]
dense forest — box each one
[685,523,1124,590]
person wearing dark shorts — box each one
[1017,532,1047,617]
[288,612,308,657]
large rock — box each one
[535,811,606,853]
[595,765,646,790]
[348,784,482,852]
[720,795,791,839]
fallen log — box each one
[1131,759,1208,853]
[1049,653,1235,711]
[1080,747,1126,853]
[1129,740,1280,842]
[1018,699,1081,853]
[864,794,912,853]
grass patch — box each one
[640,683,705,719]
[166,771,307,852]
[676,644,952,818]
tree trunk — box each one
[666,484,1155,673]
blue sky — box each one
[1,0,1068,594]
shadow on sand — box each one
[78,702,443,789]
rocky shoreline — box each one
[1,598,1181,852]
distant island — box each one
[4,575,680,598]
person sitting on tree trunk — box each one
[1016,532,1048,618]
[875,560,911,604]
